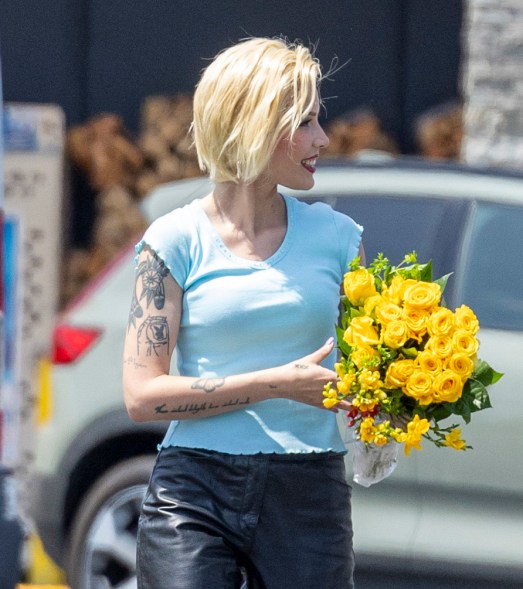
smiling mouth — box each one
[301,156,318,173]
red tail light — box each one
[52,324,103,364]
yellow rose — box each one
[350,345,380,369]
[403,281,442,310]
[426,335,453,359]
[382,276,417,305]
[382,320,409,349]
[403,306,429,338]
[344,268,377,306]
[363,294,382,316]
[385,359,416,388]
[404,370,434,405]
[343,316,380,348]
[432,370,463,403]
[376,301,403,325]
[427,306,455,337]
[455,305,479,335]
[452,329,479,357]
[446,353,474,380]
[416,350,443,375]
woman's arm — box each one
[123,248,338,422]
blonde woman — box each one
[123,37,363,588]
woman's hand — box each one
[276,338,339,410]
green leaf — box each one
[335,325,352,357]
[419,261,433,282]
[434,273,452,294]
[472,359,503,386]
[428,404,454,423]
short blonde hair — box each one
[192,37,322,183]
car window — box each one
[460,202,523,331]
[302,193,465,301]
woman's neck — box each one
[200,179,288,261]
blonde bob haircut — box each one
[192,37,322,184]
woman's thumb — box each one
[309,336,335,363]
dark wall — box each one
[0,0,463,151]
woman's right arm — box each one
[122,248,338,423]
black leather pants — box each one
[137,447,354,589]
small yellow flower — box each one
[352,396,378,413]
[350,345,380,369]
[322,383,340,408]
[402,415,430,455]
[337,371,356,395]
[359,417,376,443]
[444,428,467,451]
[358,368,383,391]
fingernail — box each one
[325,336,334,346]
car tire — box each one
[66,454,155,589]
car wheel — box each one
[66,455,155,589]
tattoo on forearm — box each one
[137,316,169,356]
[191,378,226,393]
[124,355,147,369]
[155,397,251,416]
[294,364,309,369]
[128,251,170,330]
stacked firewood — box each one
[414,101,464,161]
[323,108,399,158]
[62,94,202,305]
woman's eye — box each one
[300,118,312,127]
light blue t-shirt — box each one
[136,194,363,454]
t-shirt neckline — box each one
[193,194,295,269]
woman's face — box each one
[266,97,329,190]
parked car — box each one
[30,155,523,588]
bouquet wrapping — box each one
[324,252,502,486]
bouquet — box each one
[323,252,502,484]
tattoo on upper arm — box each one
[137,316,169,356]
[128,251,170,330]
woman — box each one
[123,37,363,589]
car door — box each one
[400,199,523,572]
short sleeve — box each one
[135,206,192,288]
[332,209,364,274]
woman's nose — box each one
[315,126,330,149]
